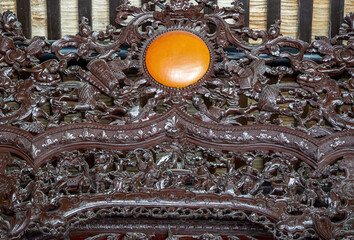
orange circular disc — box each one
[145,31,210,88]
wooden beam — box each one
[298,0,313,42]
[16,0,31,38]
[78,0,92,27]
[109,0,124,26]
[267,0,280,30]
[239,0,249,27]
[204,0,217,14]
[330,0,344,38]
[46,0,61,39]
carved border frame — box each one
[0,0,353,239]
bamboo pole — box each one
[311,0,330,41]
[60,0,79,37]
[31,0,47,38]
[0,0,16,14]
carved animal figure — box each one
[16,59,65,85]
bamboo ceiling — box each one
[1,0,354,41]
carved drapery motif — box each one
[0,0,353,239]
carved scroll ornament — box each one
[0,0,353,239]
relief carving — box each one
[0,0,353,239]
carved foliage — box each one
[0,0,353,239]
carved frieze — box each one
[0,0,353,239]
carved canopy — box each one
[0,0,353,239]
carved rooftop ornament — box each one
[0,0,353,239]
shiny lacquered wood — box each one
[0,1,353,239]
[145,31,210,88]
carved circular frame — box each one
[139,27,215,94]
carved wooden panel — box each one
[0,0,353,239]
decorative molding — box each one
[0,1,353,239]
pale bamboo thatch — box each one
[60,0,79,37]
[345,0,354,15]
[311,0,330,41]
[219,0,234,24]
[249,0,267,30]
[92,0,109,32]
[31,0,47,38]
[280,0,298,39]
[130,0,141,6]
[249,0,267,43]
[219,0,234,8]
[0,0,16,14]
[0,0,354,39]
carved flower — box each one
[61,131,76,142]
[335,47,354,66]
[78,42,90,57]
[165,116,179,133]
[257,133,271,141]
[5,48,27,65]
[273,133,290,144]
[237,131,254,143]
[85,210,95,219]
[266,44,280,57]
[113,131,129,141]
[295,140,309,151]
[79,128,95,140]
[330,137,345,149]
[42,136,59,148]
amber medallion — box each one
[145,30,210,88]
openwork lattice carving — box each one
[0,0,353,239]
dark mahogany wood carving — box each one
[0,1,353,239]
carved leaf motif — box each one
[96,131,109,141]
[42,136,58,148]
[113,131,129,142]
[18,122,45,133]
[165,117,179,133]
[32,144,41,158]
[61,131,76,142]
[147,124,161,136]
[330,137,345,149]
[237,132,254,142]
[273,133,290,144]
[313,215,334,240]
[295,140,309,151]
[256,133,272,141]
[0,1,353,239]
[79,128,95,140]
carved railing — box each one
[0,0,353,239]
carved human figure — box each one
[92,152,114,192]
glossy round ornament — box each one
[145,30,210,88]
